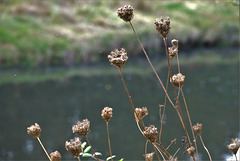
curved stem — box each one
[199,135,212,161]
[85,136,100,161]
[129,21,175,108]
[159,61,171,143]
[145,140,149,161]
[180,88,199,161]
[176,53,181,74]
[153,143,166,161]
[119,68,144,129]
[163,38,192,156]
[77,156,81,161]
[37,137,51,161]
[106,122,113,161]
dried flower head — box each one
[108,48,128,68]
[72,119,90,136]
[187,146,195,158]
[144,152,154,161]
[27,123,41,138]
[170,73,185,88]
[154,17,171,38]
[135,107,148,122]
[193,123,203,135]
[117,5,134,22]
[143,125,158,142]
[50,150,62,161]
[101,106,113,123]
[168,39,179,59]
[65,137,82,157]
[227,138,240,154]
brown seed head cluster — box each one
[27,123,41,138]
[227,138,240,154]
[144,152,155,161]
[170,73,185,88]
[101,106,113,123]
[187,146,195,158]
[154,17,171,38]
[168,39,179,59]
[143,125,158,142]
[135,107,148,122]
[193,123,203,135]
[65,137,82,158]
[72,119,90,136]
[108,48,128,69]
[117,5,134,22]
[50,150,62,161]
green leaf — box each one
[95,152,102,156]
[84,146,91,153]
[106,155,116,161]
[119,158,124,161]
[82,153,92,157]
[81,142,87,149]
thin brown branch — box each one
[37,137,51,161]
[106,122,113,161]
[199,135,213,161]
[85,136,100,161]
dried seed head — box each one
[108,48,128,68]
[143,125,158,142]
[168,39,179,59]
[227,138,240,154]
[50,150,62,161]
[72,119,90,136]
[193,123,203,135]
[171,39,179,48]
[187,146,195,158]
[117,5,134,22]
[168,47,178,59]
[27,123,41,138]
[154,17,171,38]
[170,73,185,88]
[135,107,148,122]
[144,152,154,161]
[65,137,82,157]
[101,106,113,123]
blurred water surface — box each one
[0,57,239,161]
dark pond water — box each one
[0,61,239,161]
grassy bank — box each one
[0,0,239,67]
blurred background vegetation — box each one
[0,0,239,160]
[0,0,239,67]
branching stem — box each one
[85,136,100,161]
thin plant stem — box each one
[159,61,171,143]
[234,154,238,161]
[37,137,51,161]
[106,122,113,161]
[166,138,176,150]
[145,140,149,161]
[119,68,144,129]
[85,136,100,161]
[77,156,81,161]
[129,21,176,108]
[180,88,200,161]
[153,143,166,161]
[199,135,213,161]
[153,144,162,161]
[163,38,193,158]
[176,53,181,74]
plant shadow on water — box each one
[0,61,239,160]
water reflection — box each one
[0,63,238,160]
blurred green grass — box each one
[0,0,239,67]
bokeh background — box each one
[0,0,239,160]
